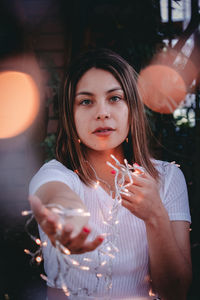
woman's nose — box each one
[95,102,111,120]
[96,112,111,120]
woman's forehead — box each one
[76,68,122,93]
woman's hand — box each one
[29,195,104,254]
[121,170,167,223]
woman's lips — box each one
[92,127,115,136]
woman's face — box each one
[74,68,129,152]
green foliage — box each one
[39,55,61,161]
[41,133,56,162]
[174,115,192,128]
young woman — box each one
[29,48,192,300]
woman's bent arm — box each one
[146,210,192,300]
[121,170,192,300]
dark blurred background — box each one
[0,0,199,299]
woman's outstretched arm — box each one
[29,181,104,254]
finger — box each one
[69,226,91,249]
[29,195,47,221]
[59,223,74,245]
[133,163,146,175]
[29,195,57,223]
[120,191,136,204]
[29,195,58,235]
[126,183,141,195]
[131,173,149,186]
[82,236,104,253]
[133,165,154,181]
[121,199,135,211]
[124,173,145,188]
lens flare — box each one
[0,71,40,138]
[138,65,187,114]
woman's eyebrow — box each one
[75,91,93,96]
[106,87,123,94]
[76,87,123,96]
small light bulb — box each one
[83,212,90,217]
[83,258,92,262]
[35,238,41,245]
[149,288,156,296]
[24,249,30,255]
[21,210,31,216]
[134,170,140,175]
[80,266,90,271]
[108,283,112,289]
[63,247,71,255]
[35,256,42,263]
[62,285,70,296]
[72,259,79,266]
[57,223,63,231]
[107,253,115,259]
[94,181,100,189]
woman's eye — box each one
[110,96,121,102]
[80,99,92,105]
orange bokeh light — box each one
[138,65,187,114]
[0,71,40,138]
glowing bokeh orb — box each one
[0,71,40,138]
[138,65,187,114]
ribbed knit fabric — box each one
[29,159,191,300]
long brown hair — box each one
[56,48,158,185]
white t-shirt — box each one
[29,159,191,300]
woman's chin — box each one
[85,143,123,153]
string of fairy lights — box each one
[22,154,169,299]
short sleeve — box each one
[29,159,83,197]
[161,162,191,223]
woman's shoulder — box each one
[151,158,187,192]
[151,158,182,175]
[34,159,81,184]
[152,160,190,222]
[29,159,81,195]
[39,159,75,174]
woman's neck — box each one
[85,146,124,189]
